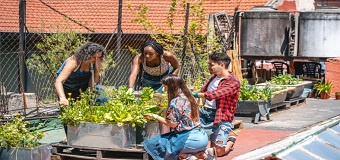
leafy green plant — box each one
[59,86,164,128]
[271,74,302,85]
[315,81,333,94]
[0,117,44,148]
[336,92,340,96]
[239,79,272,101]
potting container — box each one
[257,81,312,101]
[0,144,51,160]
[237,100,270,123]
[67,122,136,149]
[136,121,162,144]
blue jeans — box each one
[210,121,232,146]
[199,108,232,147]
[181,128,208,154]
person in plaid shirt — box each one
[192,52,240,158]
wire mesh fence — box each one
[0,0,235,117]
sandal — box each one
[181,154,198,160]
[204,147,217,160]
[227,136,236,151]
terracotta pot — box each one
[336,95,340,100]
[320,92,330,99]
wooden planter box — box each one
[136,121,162,144]
[237,100,270,124]
[0,144,51,160]
[67,122,136,149]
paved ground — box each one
[219,98,340,160]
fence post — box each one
[19,0,28,112]
[180,3,190,75]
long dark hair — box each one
[161,75,199,122]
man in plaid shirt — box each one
[193,52,240,158]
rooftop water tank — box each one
[240,11,291,57]
[298,11,340,58]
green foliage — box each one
[335,92,340,96]
[271,74,302,85]
[315,81,333,94]
[126,0,222,89]
[239,80,272,101]
[0,117,44,148]
[27,30,89,75]
[59,86,164,128]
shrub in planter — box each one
[0,117,50,160]
[335,92,340,100]
[271,74,302,85]
[315,81,333,99]
[59,86,164,127]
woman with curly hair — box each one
[55,42,106,106]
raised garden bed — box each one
[67,122,136,149]
[0,144,50,160]
[257,81,312,101]
[136,121,162,144]
[237,100,270,124]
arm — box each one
[163,51,180,75]
[128,54,142,89]
[55,58,78,106]
[149,114,178,128]
[88,58,102,88]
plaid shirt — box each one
[200,72,240,125]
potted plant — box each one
[335,92,340,100]
[314,81,333,99]
[59,86,164,149]
[0,117,50,160]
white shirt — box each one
[204,76,222,109]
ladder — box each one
[213,11,233,52]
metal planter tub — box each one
[67,122,136,149]
[257,81,312,100]
[271,87,295,105]
[237,100,270,124]
[136,121,162,144]
[0,144,51,160]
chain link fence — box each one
[0,0,235,117]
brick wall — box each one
[325,58,340,97]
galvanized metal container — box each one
[299,11,340,57]
[240,11,291,57]
[136,121,162,144]
[67,122,136,149]
[0,144,51,160]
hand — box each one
[144,113,159,121]
[127,88,134,94]
[59,97,69,106]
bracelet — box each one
[192,92,199,98]
[154,114,160,120]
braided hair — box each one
[140,41,164,56]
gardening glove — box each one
[127,88,134,94]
